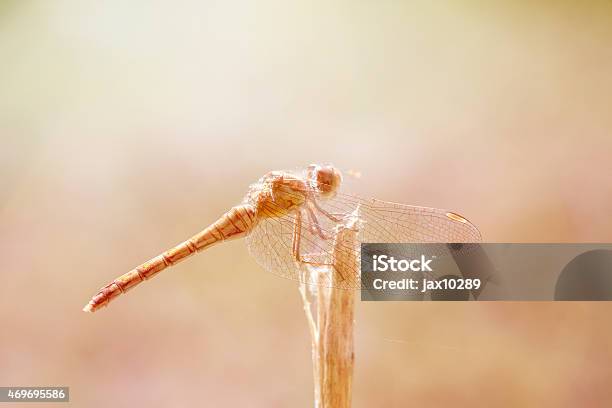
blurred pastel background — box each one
[1,1,612,406]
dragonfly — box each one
[83,164,481,313]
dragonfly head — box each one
[307,164,342,198]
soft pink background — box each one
[1,1,611,406]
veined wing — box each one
[245,190,481,290]
[323,193,482,268]
[325,193,481,243]
[245,200,361,289]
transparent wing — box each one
[245,200,361,289]
[327,193,482,243]
[245,191,481,290]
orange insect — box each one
[83,164,480,313]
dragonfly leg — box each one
[292,210,346,283]
[292,210,330,264]
[305,204,331,240]
[292,210,335,269]
[303,208,321,237]
[292,210,303,262]
[310,197,343,223]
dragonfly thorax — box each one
[244,165,342,220]
[246,171,309,218]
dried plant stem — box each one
[300,211,359,408]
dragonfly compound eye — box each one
[311,165,342,197]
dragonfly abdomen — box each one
[191,204,257,247]
[83,204,256,313]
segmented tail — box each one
[83,204,256,313]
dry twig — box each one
[300,209,359,408]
